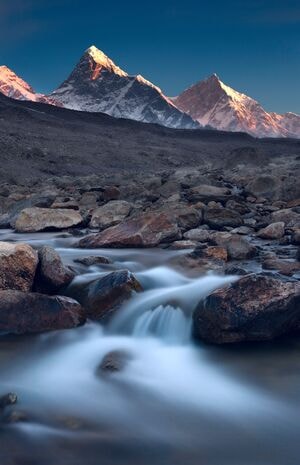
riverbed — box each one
[0,230,300,465]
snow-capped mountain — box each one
[173,74,300,138]
[50,46,198,129]
[0,65,58,105]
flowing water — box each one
[0,230,300,465]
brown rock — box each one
[77,211,180,248]
[211,232,257,260]
[193,274,300,343]
[0,291,85,334]
[203,208,243,229]
[35,246,75,293]
[90,201,132,229]
[15,208,83,232]
[257,222,285,239]
[0,242,38,291]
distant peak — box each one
[83,45,127,77]
[206,73,221,83]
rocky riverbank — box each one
[0,163,299,343]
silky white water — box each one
[0,230,300,465]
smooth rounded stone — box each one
[169,240,197,250]
[4,193,57,228]
[0,291,85,334]
[96,350,132,375]
[0,242,38,292]
[186,184,231,202]
[203,208,243,230]
[89,200,132,229]
[15,207,83,232]
[183,228,210,242]
[193,274,300,344]
[257,222,285,240]
[35,246,75,293]
[69,270,142,320]
[77,211,181,248]
[211,232,257,260]
[74,256,111,266]
[270,209,300,228]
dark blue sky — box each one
[0,0,299,113]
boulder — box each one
[262,254,300,276]
[211,232,257,260]
[96,350,132,375]
[90,201,132,229]
[0,242,38,291]
[0,291,85,334]
[69,270,142,320]
[169,206,202,231]
[193,275,300,344]
[194,245,228,262]
[35,246,75,293]
[203,208,243,229]
[15,208,83,232]
[183,228,210,242]
[74,256,111,266]
[246,175,280,200]
[77,211,180,248]
[257,222,285,240]
[270,209,300,228]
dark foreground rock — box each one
[0,242,38,291]
[69,270,142,320]
[96,350,132,375]
[77,211,180,248]
[35,246,75,293]
[193,274,300,344]
[0,291,85,334]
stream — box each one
[0,230,300,465]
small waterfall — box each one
[132,304,192,344]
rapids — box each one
[0,230,300,465]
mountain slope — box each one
[0,65,58,105]
[173,74,300,138]
[50,46,198,129]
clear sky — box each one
[0,0,299,114]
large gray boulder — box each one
[90,200,132,229]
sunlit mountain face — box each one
[0,65,59,106]
[173,74,300,138]
[49,46,199,129]
[0,47,299,137]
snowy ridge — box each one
[173,74,299,138]
[50,46,199,129]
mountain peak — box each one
[84,45,127,78]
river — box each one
[0,230,300,465]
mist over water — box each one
[0,230,300,465]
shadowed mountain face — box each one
[49,46,198,129]
[0,92,299,184]
[173,74,300,138]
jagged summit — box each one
[50,45,198,129]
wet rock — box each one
[0,393,17,410]
[211,232,257,260]
[74,256,111,266]
[193,274,300,344]
[35,246,75,293]
[194,245,228,262]
[70,270,142,320]
[90,200,132,229]
[0,242,38,291]
[257,222,285,240]
[291,229,300,245]
[15,207,83,232]
[0,291,85,334]
[262,254,300,276]
[203,208,243,230]
[77,211,180,248]
[96,350,132,375]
